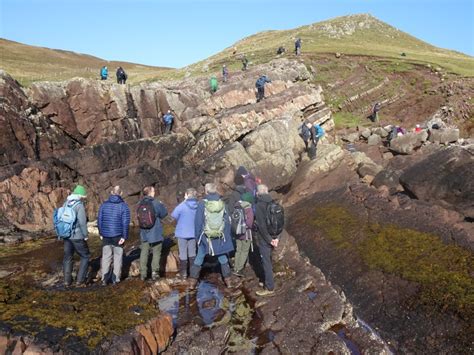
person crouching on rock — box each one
[62,185,90,288]
[307,122,325,160]
[188,183,235,289]
[171,188,199,281]
[163,110,174,134]
[299,120,311,151]
[137,186,168,281]
[97,185,130,285]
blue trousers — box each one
[63,239,90,285]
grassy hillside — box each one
[0,38,173,85]
[184,14,474,78]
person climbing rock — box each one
[241,55,249,71]
[100,65,108,80]
[276,46,286,55]
[295,37,302,56]
[162,110,174,134]
[210,76,218,93]
[307,122,324,160]
[116,66,127,84]
[137,186,168,281]
[256,75,271,102]
[171,188,199,281]
[222,65,229,82]
[61,185,90,288]
[299,120,312,151]
[97,185,130,285]
[370,102,381,123]
[189,183,235,289]
[254,184,281,297]
[230,191,254,278]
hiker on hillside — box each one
[60,185,90,287]
[415,124,422,133]
[210,76,218,93]
[189,183,234,289]
[222,65,229,82]
[241,55,249,71]
[256,75,271,102]
[171,188,199,280]
[100,66,108,80]
[162,110,174,134]
[295,38,302,56]
[276,47,286,55]
[306,122,324,160]
[254,184,284,297]
[137,186,168,281]
[299,120,312,151]
[370,102,381,122]
[116,67,127,84]
[97,185,130,285]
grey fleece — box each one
[67,195,88,240]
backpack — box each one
[53,201,79,239]
[136,199,156,229]
[231,201,253,236]
[256,77,265,88]
[203,199,226,239]
[163,114,173,125]
[243,173,257,197]
[265,201,285,236]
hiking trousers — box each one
[257,87,265,102]
[164,124,172,134]
[233,239,252,273]
[309,137,319,160]
[140,241,162,279]
[101,243,123,283]
[63,239,90,285]
[190,243,231,279]
[256,235,274,291]
[177,238,197,261]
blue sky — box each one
[1,0,473,68]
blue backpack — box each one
[53,201,79,239]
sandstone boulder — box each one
[390,131,428,154]
[428,129,459,144]
[342,132,360,143]
[372,169,401,191]
[368,134,382,146]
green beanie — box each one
[241,192,254,204]
[73,185,87,197]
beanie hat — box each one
[73,185,87,197]
[241,192,255,204]
[236,166,248,176]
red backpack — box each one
[136,199,156,229]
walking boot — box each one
[188,277,198,290]
[188,263,201,290]
[179,259,188,281]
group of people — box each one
[55,166,284,297]
[99,65,128,84]
[299,121,325,160]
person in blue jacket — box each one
[222,64,229,82]
[97,185,130,285]
[256,75,271,102]
[171,187,199,280]
[295,38,302,56]
[62,185,90,287]
[138,186,168,281]
[162,110,174,134]
[189,183,234,289]
[100,66,108,80]
[306,122,325,160]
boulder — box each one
[367,134,382,146]
[400,146,474,218]
[372,169,400,191]
[342,132,360,143]
[357,162,383,178]
[372,127,389,138]
[360,128,372,139]
[389,131,428,154]
[428,129,459,144]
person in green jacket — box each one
[210,76,218,93]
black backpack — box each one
[265,201,284,236]
[136,199,156,229]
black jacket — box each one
[255,193,275,245]
[226,185,247,214]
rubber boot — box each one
[179,259,188,280]
[188,263,201,290]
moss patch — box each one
[309,204,474,319]
[0,279,157,348]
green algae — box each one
[0,279,158,348]
[308,204,474,319]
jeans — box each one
[233,239,252,272]
[101,241,123,283]
[177,238,197,261]
[190,243,231,279]
[257,87,265,102]
[63,239,90,285]
[140,241,162,279]
[164,124,172,134]
[257,236,274,291]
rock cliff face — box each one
[0,59,332,231]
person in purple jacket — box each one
[171,188,199,280]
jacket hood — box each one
[257,193,273,203]
[107,195,124,204]
[67,194,83,203]
[185,198,199,210]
